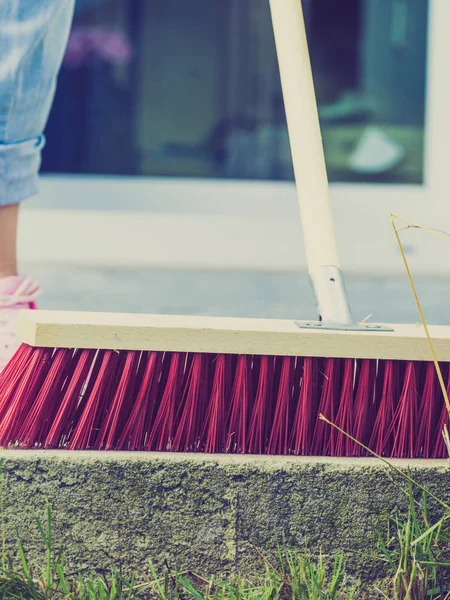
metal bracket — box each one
[309,266,354,326]
[304,266,394,332]
[296,321,394,332]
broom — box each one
[1,0,448,458]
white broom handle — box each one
[269,0,340,272]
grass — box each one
[0,502,358,599]
[2,471,450,599]
[373,482,450,600]
[4,490,450,599]
[0,503,144,600]
[147,549,358,600]
[1,470,450,599]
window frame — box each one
[22,0,449,277]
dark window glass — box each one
[42,0,428,184]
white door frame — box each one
[20,0,450,276]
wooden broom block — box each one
[16,309,450,361]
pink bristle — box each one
[96,352,139,449]
[432,365,450,458]
[172,353,211,452]
[63,350,104,444]
[116,352,163,451]
[91,352,130,450]
[267,356,296,455]
[147,352,186,451]
[390,361,418,458]
[5,340,450,459]
[44,350,96,448]
[333,359,354,457]
[17,349,75,447]
[289,357,320,456]
[69,351,121,450]
[0,347,53,446]
[311,358,342,456]
[432,406,449,458]
[352,360,376,456]
[202,354,232,454]
[369,361,399,456]
[0,344,35,397]
[96,351,140,450]
[248,355,275,455]
[226,355,253,454]
[415,362,439,458]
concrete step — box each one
[25,265,450,325]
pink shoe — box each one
[0,277,41,372]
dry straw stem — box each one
[390,213,450,456]
[320,214,450,507]
[318,414,450,510]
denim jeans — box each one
[0,0,75,206]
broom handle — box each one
[269,0,354,325]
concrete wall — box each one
[1,450,449,595]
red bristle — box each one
[147,352,186,451]
[414,363,439,458]
[17,349,76,447]
[289,357,319,456]
[311,358,342,456]
[44,350,97,448]
[0,347,53,446]
[202,354,231,454]
[0,345,44,423]
[130,352,149,398]
[62,350,104,444]
[0,344,35,397]
[369,361,399,456]
[290,357,303,425]
[95,351,140,450]
[432,365,450,458]
[90,352,129,450]
[267,356,295,455]
[352,360,376,455]
[116,352,163,451]
[333,359,354,457]
[6,342,450,459]
[432,409,449,458]
[390,361,418,458]
[226,355,253,454]
[172,353,211,452]
[247,355,275,455]
[93,353,130,447]
[69,351,120,450]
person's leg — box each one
[0,204,19,278]
[0,0,75,276]
[0,0,75,369]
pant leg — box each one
[0,0,75,206]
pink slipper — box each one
[0,276,41,372]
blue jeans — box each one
[0,0,75,206]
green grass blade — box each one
[15,536,32,584]
[412,520,443,547]
[148,561,169,599]
[179,577,204,600]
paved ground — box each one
[25,265,450,325]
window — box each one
[41,0,428,185]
